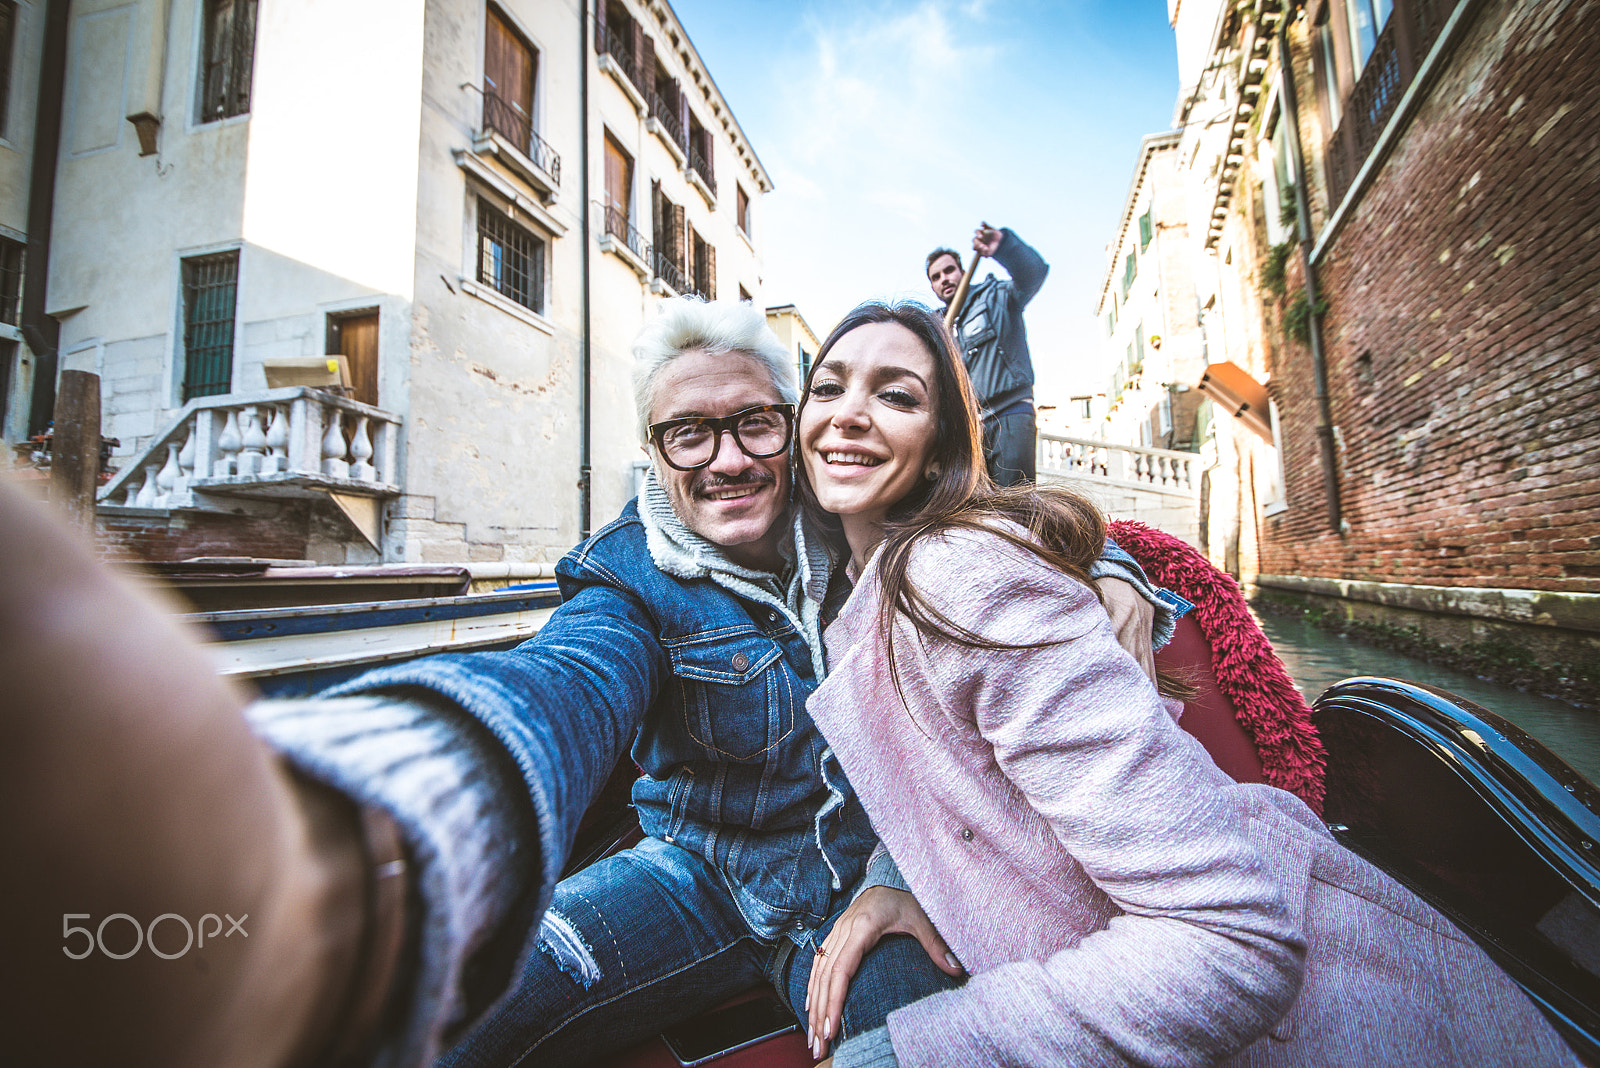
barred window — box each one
[198,0,258,122]
[0,236,21,326]
[181,251,239,401]
[476,198,544,313]
[0,1,15,140]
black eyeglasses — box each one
[648,404,795,471]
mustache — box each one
[694,470,780,496]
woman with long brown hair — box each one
[794,301,1574,1067]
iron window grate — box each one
[182,252,239,401]
[477,198,544,312]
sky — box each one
[668,0,1182,407]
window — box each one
[0,236,21,326]
[1104,304,1117,338]
[738,284,751,303]
[736,185,751,236]
[0,1,14,140]
[651,69,685,152]
[597,0,642,94]
[603,134,646,259]
[1315,10,1342,130]
[687,112,715,196]
[198,0,258,122]
[1120,251,1136,299]
[798,345,812,383]
[1343,0,1393,75]
[476,198,544,312]
[181,251,239,401]
[1072,396,1093,420]
[688,227,715,299]
[1138,208,1153,251]
[651,181,687,292]
[483,5,537,157]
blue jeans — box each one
[439,836,963,1067]
[985,408,1037,486]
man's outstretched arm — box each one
[984,225,1050,307]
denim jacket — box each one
[330,497,874,943]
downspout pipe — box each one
[577,0,593,539]
[23,0,71,437]
[1277,21,1344,534]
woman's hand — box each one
[804,886,962,1059]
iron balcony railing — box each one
[648,88,686,152]
[604,205,651,263]
[600,25,642,95]
[481,88,562,186]
[1323,2,1447,205]
[652,249,689,295]
[687,144,717,198]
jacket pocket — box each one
[666,630,788,762]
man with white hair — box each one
[291,297,964,1066]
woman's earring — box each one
[925,466,940,482]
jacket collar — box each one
[638,468,837,681]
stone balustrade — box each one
[101,387,401,510]
[1037,433,1199,496]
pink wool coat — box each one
[809,526,1576,1067]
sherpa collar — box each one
[638,468,835,683]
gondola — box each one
[187,587,1600,1066]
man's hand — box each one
[972,222,1003,258]
[1095,575,1158,684]
[804,887,962,1060]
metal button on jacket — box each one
[961,828,974,841]
[731,652,750,671]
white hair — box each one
[632,298,799,441]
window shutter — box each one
[685,227,697,292]
[594,0,606,53]
[679,91,691,154]
[632,20,645,80]
[642,34,657,98]
[705,242,716,299]
[670,203,686,271]
[1139,209,1153,250]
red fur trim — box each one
[1110,520,1327,814]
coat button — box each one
[961,828,974,841]
[731,652,750,671]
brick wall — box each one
[98,502,314,564]
[1261,0,1600,594]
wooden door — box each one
[333,311,379,407]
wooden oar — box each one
[942,251,982,331]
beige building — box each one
[2,0,771,566]
[764,303,820,386]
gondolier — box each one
[926,223,1049,485]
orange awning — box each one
[1197,361,1273,441]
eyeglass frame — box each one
[646,403,797,471]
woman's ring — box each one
[816,945,827,958]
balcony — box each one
[1324,1,1447,205]
[597,25,647,116]
[600,204,651,280]
[101,387,401,511]
[686,144,717,206]
[651,249,691,297]
[472,87,561,201]
[647,88,687,163]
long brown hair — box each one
[795,302,1107,680]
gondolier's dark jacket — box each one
[948,228,1049,418]
[328,499,875,942]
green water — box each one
[1256,613,1600,787]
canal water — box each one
[1255,613,1600,786]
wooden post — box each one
[50,370,101,531]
